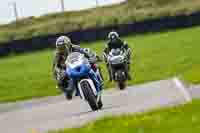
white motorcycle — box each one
[105,48,129,90]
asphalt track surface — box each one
[0,78,199,133]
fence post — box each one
[95,0,99,7]
[60,0,65,12]
[13,2,19,21]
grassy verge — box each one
[0,26,200,103]
[182,66,200,84]
[1,0,200,43]
[48,99,200,133]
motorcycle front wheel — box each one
[118,81,126,90]
[80,80,99,111]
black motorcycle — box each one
[105,48,129,90]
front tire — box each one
[118,81,126,90]
[80,81,99,111]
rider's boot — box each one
[58,80,73,100]
[97,68,104,88]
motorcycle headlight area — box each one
[110,56,124,64]
[88,56,97,64]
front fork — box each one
[108,63,129,81]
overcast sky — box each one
[0,0,125,24]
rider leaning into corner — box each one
[103,31,132,81]
[52,36,104,100]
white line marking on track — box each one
[173,77,192,102]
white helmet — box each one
[56,36,72,53]
[108,31,119,41]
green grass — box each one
[0,26,200,103]
[0,50,60,102]
[182,66,200,84]
[1,0,200,43]
[48,99,200,133]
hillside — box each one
[0,0,200,43]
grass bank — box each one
[1,0,200,43]
[49,100,200,133]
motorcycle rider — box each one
[103,31,132,81]
[53,36,103,100]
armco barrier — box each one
[1,11,200,57]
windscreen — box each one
[66,52,89,67]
